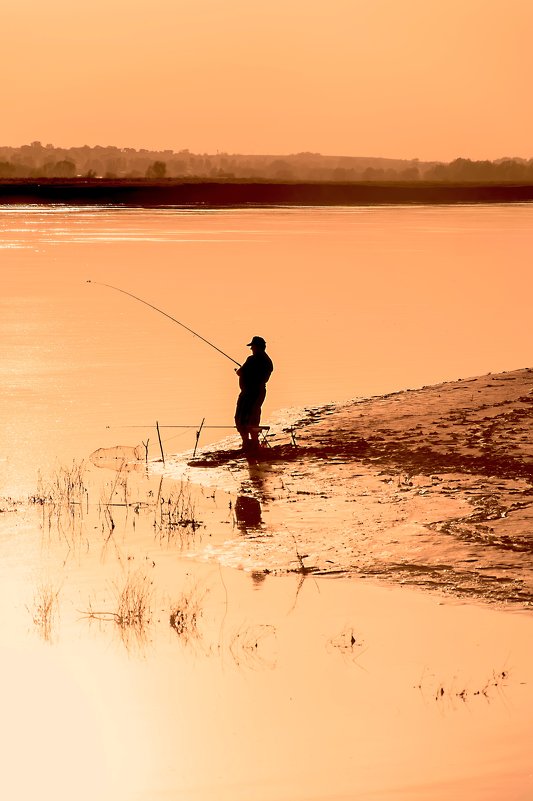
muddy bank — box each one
[163,368,533,605]
[2,178,533,206]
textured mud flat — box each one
[170,368,533,605]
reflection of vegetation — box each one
[31,462,89,549]
[31,463,201,552]
[156,482,201,543]
[229,624,276,670]
[98,462,130,534]
[32,461,88,509]
[84,571,153,634]
[417,667,510,705]
[169,583,208,643]
[28,464,281,666]
[114,571,153,630]
[0,496,19,514]
[327,627,366,665]
[30,582,61,642]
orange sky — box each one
[2,0,532,160]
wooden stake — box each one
[193,417,206,458]
[156,421,165,464]
[142,438,149,463]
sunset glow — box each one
[2,0,532,160]
[1,2,533,801]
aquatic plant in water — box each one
[30,462,89,547]
[84,570,153,633]
[30,581,61,642]
[32,461,88,508]
[156,480,201,541]
[229,624,277,670]
[169,583,208,643]
[416,666,511,706]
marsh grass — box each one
[84,570,153,642]
[31,461,89,549]
[97,462,132,533]
[30,581,61,642]
[29,466,205,649]
[417,667,511,705]
[156,481,201,543]
[29,459,197,539]
[33,461,88,508]
[435,669,510,703]
[0,496,19,513]
[327,627,366,664]
[115,571,153,629]
[169,582,209,643]
[31,463,199,548]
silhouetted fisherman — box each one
[235,336,273,451]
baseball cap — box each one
[246,336,266,348]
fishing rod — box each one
[106,425,237,429]
[86,280,241,367]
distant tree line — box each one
[423,158,533,182]
[0,142,532,183]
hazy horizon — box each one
[2,141,532,163]
[3,1,531,161]
[3,142,533,185]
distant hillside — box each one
[1,141,532,183]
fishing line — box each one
[87,280,241,366]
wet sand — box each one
[1,368,533,800]
[168,367,533,604]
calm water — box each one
[1,204,533,801]
[1,203,532,496]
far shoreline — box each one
[2,178,533,207]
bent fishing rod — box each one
[86,280,241,367]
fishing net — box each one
[89,445,146,472]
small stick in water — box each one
[156,421,165,464]
[193,418,206,458]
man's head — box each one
[247,336,266,352]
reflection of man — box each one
[235,336,273,451]
[235,495,263,532]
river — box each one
[1,203,533,801]
[1,203,532,496]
